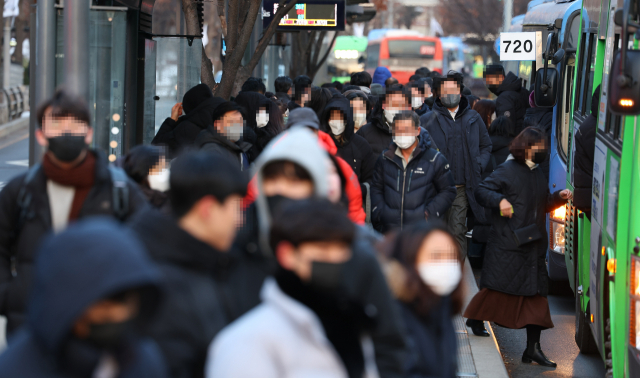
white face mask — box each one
[225,123,244,142]
[418,261,461,296]
[353,112,367,130]
[393,135,416,149]
[385,108,401,124]
[328,119,346,135]
[411,97,423,109]
[256,111,269,128]
[491,112,497,122]
[426,93,433,98]
[148,168,170,192]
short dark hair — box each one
[270,199,355,252]
[484,64,505,77]
[409,74,421,83]
[433,70,465,97]
[350,71,372,87]
[509,126,547,162]
[274,76,293,93]
[410,80,425,95]
[415,67,431,78]
[293,75,313,101]
[241,77,266,94]
[385,77,399,87]
[393,110,419,129]
[489,116,514,137]
[308,87,332,119]
[37,88,91,128]
[169,151,248,218]
[262,160,312,183]
[345,91,372,113]
[383,86,410,107]
[332,81,344,91]
[212,101,244,123]
[123,145,165,184]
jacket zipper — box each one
[407,169,414,192]
[400,169,407,229]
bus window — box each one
[366,44,380,69]
[388,40,436,59]
[565,13,581,50]
[574,32,587,114]
[582,34,597,116]
[558,57,575,161]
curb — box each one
[462,259,510,378]
[0,117,29,140]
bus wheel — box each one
[574,281,597,354]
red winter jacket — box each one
[243,131,365,225]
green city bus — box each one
[327,36,368,83]
[564,0,640,376]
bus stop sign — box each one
[499,32,536,61]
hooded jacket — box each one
[130,208,234,378]
[152,95,227,158]
[373,67,392,87]
[371,129,456,233]
[0,150,146,336]
[194,126,252,171]
[234,91,279,155]
[475,159,566,296]
[321,95,377,186]
[356,101,393,156]
[421,95,493,223]
[0,219,167,378]
[522,107,553,137]
[490,72,530,135]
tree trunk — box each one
[181,0,217,91]
[290,30,338,81]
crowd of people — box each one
[0,63,577,377]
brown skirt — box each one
[463,288,554,330]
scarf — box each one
[42,152,96,221]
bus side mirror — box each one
[608,50,640,115]
[534,68,559,107]
[552,49,565,64]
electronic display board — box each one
[262,0,346,31]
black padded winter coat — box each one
[491,72,530,135]
[356,101,393,156]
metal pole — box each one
[29,5,37,166]
[503,0,513,32]
[3,17,11,89]
[63,0,89,98]
[32,0,56,166]
[387,0,394,29]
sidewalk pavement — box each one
[0,116,29,140]
[457,258,509,378]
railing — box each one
[0,85,28,124]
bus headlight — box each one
[551,205,566,221]
[630,256,640,350]
[551,222,565,254]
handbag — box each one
[511,223,542,246]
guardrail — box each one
[0,85,28,124]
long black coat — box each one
[371,129,456,233]
[492,72,530,135]
[321,95,377,185]
[130,208,230,378]
[422,96,493,223]
[475,160,566,297]
[152,97,226,158]
[356,101,393,156]
[574,114,597,213]
[0,151,145,336]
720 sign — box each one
[499,32,536,61]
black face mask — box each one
[310,261,346,292]
[47,134,87,162]
[532,150,547,164]
[266,195,299,216]
[487,84,500,95]
[86,319,134,350]
[440,94,461,109]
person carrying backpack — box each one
[0,89,146,338]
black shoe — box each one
[466,319,490,337]
[522,342,557,367]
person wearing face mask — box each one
[343,90,371,132]
[320,95,377,191]
[123,145,171,211]
[409,80,429,116]
[357,86,411,155]
[130,151,248,378]
[195,101,253,170]
[289,75,313,111]
[483,65,530,135]
[381,222,464,378]
[0,219,168,378]
[0,90,146,338]
[234,92,285,157]
[523,90,555,181]
[421,71,493,259]
[464,127,572,368]
[371,111,456,233]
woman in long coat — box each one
[464,127,572,368]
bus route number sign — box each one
[500,32,536,61]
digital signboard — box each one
[262,0,346,31]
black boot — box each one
[465,319,490,337]
[522,342,557,367]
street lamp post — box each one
[63,0,90,99]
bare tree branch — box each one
[226,0,240,52]
[310,31,339,78]
[217,0,227,38]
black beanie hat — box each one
[182,84,214,114]
[484,65,505,77]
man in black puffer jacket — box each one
[484,65,530,135]
[152,84,226,158]
[320,95,377,187]
[357,86,411,155]
[371,111,456,233]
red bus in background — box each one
[365,35,443,84]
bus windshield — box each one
[388,40,436,59]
